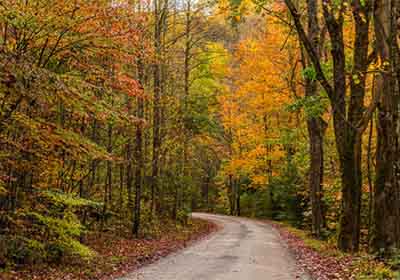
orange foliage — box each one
[218,17,300,188]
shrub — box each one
[0,235,46,266]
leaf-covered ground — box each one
[268,222,397,280]
[0,218,218,280]
[269,222,352,279]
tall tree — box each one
[133,34,146,237]
[372,0,400,255]
[303,0,326,238]
[151,0,167,215]
[285,0,374,251]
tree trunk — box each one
[88,119,99,200]
[305,0,326,239]
[236,181,241,216]
[102,121,113,229]
[133,56,145,237]
[307,118,326,237]
[338,0,371,250]
[151,0,164,216]
[285,0,372,252]
[228,174,234,215]
[126,131,134,211]
[367,117,374,248]
[372,0,400,255]
[338,134,363,252]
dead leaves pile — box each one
[269,222,353,280]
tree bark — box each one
[103,121,113,228]
[285,0,373,252]
[372,0,400,255]
[133,55,145,237]
[305,0,326,239]
[337,0,371,252]
[151,0,167,216]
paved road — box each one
[118,213,310,280]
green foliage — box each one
[267,167,307,227]
[354,255,397,280]
[287,93,329,118]
[0,235,47,266]
[25,206,95,260]
[322,179,342,232]
[388,250,400,268]
[186,43,227,136]
[217,161,308,226]
[140,208,163,239]
[39,190,102,209]
[48,239,94,261]
[28,211,83,239]
[302,66,317,81]
[1,190,99,266]
[176,209,190,226]
[240,192,257,217]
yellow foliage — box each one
[217,17,299,189]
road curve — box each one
[118,213,310,280]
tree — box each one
[303,0,327,238]
[285,0,375,252]
[372,0,400,255]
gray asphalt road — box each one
[118,213,310,280]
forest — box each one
[0,0,400,279]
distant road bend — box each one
[118,213,310,280]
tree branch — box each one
[284,0,334,99]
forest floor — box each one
[267,221,397,279]
[1,214,395,280]
[0,218,217,280]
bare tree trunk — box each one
[127,130,134,211]
[307,117,326,237]
[133,54,145,237]
[304,0,326,238]
[102,121,113,229]
[88,119,99,199]
[151,0,163,216]
[332,5,368,253]
[372,0,400,255]
[367,116,374,248]
[119,163,124,210]
[228,174,234,215]
[236,180,241,217]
